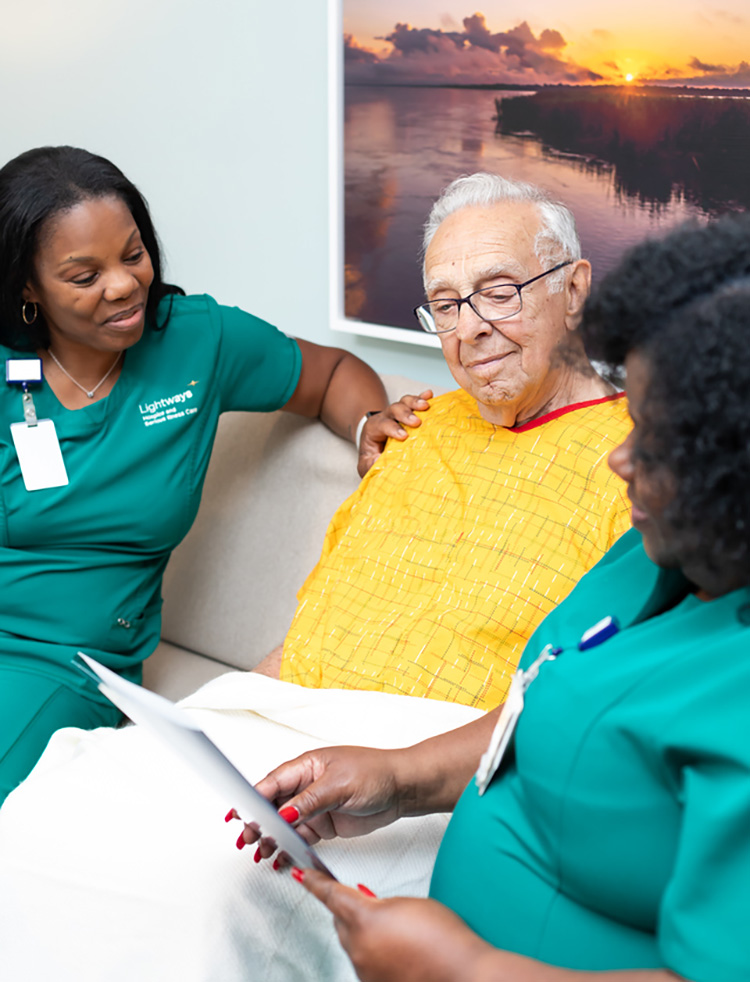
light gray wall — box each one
[0,0,453,389]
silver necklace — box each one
[47,348,122,399]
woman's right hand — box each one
[238,745,406,857]
[358,390,433,477]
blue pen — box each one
[578,615,620,651]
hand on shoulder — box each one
[358,390,433,478]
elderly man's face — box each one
[424,201,586,427]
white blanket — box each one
[0,674,483,982]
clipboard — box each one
[73,652,337,878]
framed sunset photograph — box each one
[330,0,750,345]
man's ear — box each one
[564,259,591,330]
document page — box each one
[74,652,336,878]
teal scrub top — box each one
[431,528,750,982]
[0,294,301,687]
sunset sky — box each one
[344,2,750,86]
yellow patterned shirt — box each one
[281,388,631,710]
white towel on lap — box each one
[0,674,483,982]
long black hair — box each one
[0,145,183,350]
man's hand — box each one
[358,390,433,477]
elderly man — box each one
[272,173,627,708]
[0,175,630,982]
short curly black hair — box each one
[582,214,750,585]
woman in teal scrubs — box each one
[246,215,750,982]
[0,146,394,804]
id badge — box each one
[475,671,525,795]
[10,420,69,491]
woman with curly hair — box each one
[241,214,750,982]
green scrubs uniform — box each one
[0,294,301,802]
[431,528,750,982]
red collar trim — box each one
[510,391,625,433]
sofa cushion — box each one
[142,641,233,701]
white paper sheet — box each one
[74,653,336,878]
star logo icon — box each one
[189,380,200,386]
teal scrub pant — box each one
[0,668,123,806]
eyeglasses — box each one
[413,261,573,335]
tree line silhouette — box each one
[496,88,750,212]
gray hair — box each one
[423,173,581,293]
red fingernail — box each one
[272,858,280,871]
[357,883,377,898]
[235,832,246,850]
[291,867,304,884]
[225,809,236,823]
[278,805,299,824]
[253,847,262,864]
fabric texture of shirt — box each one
[281,387,631,709]
[0,294,301,687]
[431,528,750,981]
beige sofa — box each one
[143,374,442,702]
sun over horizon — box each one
[344,2,750,88]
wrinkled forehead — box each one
[423,201,543,294]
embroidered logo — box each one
[139,388,198,427]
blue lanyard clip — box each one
[578,615,620,651]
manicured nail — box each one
[278,805,299,824]
[235,832,246,850]
[253,847,262,864]
[357,883,377,898]
[225,809,237,823]
[291,867,305,884]
[272,858,280,871]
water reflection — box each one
[344,85,726,332]
[344,164,397,318]
[461,137,484,155]
[499,89,750,213]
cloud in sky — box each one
[697,7,745,27]
[344,11,603,85]
[689,56,728,74]
[642,56,750,87]
[344,34,380,64]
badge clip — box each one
[6,358,43,428]
[22,385,38,426]
[475,617,621,795]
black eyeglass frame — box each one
[413,260,574,334]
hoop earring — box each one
[21,301,38,325]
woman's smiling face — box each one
[24,194,154,355]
